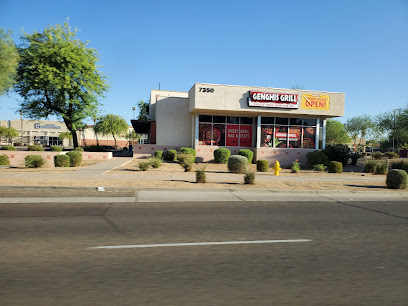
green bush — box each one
[74,147,84,152]
[14,142,23,146]
[228,155,248,174]
[51,146,63,152]
[214,148,231,164]
[256,160,269,172]
[196,168,206,183]
[323,144,350,165]
[178,153,195,172]
[28,145,44,151]
[349,152,361,166]
[237,149,254,164]
[244,172,255,184]
[371,152,384,160]
[386,169,407,189]
[364,161,377,174]
[1,145,17,151]
[375,162,388,175]
[164,149,177,161]
[313,164,327,171]
[54,155,70,167]
[391,160,408,172]
[384,152,399,159]
[155,150,164,160]
[179,147,196,160]
[328,161,343,173]
[0,154,10,166]
[66,151,82,167]
[149,157,162,169]
[306,150,328,167]
[25,155,45,168]
[138,161,150,171]
[291,161,301,173]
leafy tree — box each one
[326,119,351,145]
[137,100,150,120]
[126,130,141,146]
[15,21,109,148]
[0,29,19,95]
[377,105,408,150]
[0,127,19,144]
[94,114,129,148]
[345,115,374,148]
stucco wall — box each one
[150,90,189,121]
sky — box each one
[0,0,407,124]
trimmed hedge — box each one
[25,155,45,168]
[138,161,150,171]
[237,149,254,164]
[349,152,361,166]
[66,151,82,167]
[306,150,328,167]
[228,155,248,174]
[164,150,177,161]
[74,147,84,152]
[0,145,16,151]
[155,150,164,160]
[375,163,388,175]
[0,154,10,166]
[386,169,407,189]
[391,160,408,172]
[28,145,44,151]
[214,148,231,164]
[328,161,343,173]
[54,155,70,167]
[371,152,384,160]
[178,153,195,172]
[323,144,350,166]
[51,146,63,152]
[179,147,196,160]
[256,160,269,172]
[149,157,162,169]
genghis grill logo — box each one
[248,91,299,109]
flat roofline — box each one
[190,82,344,94]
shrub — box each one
[349,152,361,166]
[66,151,82,167]
[138,161,150,171]
[237,149,254,164]
[214,148,231,163]
[14,142,23,146]
[256,160,269,172]
[323,144,350,165]
[386,169,407,189]
[291,161,301,173]
[28,145,44,151]
[313,164,327,171]
[391,160,408,172]
[371,152,384,160]
[306,150,328,167]
[196,168,206,183]
[51,145,63,152]
[122,147,128,151]
[375,162,388,175]
[228,155,248,174]
[385,152,399,159]
[25,155,45,168]
[0,155,10,166]
[364,161,377,174]
[244,172,255,184]
[179,147,196,160]
[178,153,195,172]
[0,145,16,151]
[164,149,177,161]
[155,150,163,160]
[74,147,84,152]
[54,155,70,167]
[328,161,343,173]
[149,157,162,169]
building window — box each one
[198,115,253,147]
[261,117,316,149]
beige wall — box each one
[155,96,192,146]
[150,90,189,121]
[189,83,344,118]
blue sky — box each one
[1,0,407,124]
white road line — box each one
[89,239,312,249]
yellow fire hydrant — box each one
[273,161,281,176]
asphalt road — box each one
[1,200,408,305]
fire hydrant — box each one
[273,161,281,176]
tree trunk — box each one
[64,120,78,148]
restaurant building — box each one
[132,83,345,165]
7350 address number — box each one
[199,87,214,93]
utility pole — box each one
[20,111,23,144]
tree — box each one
[377,105,408,150]
[137,100,150,120]
[0,29,19,95]
[126,130,141,146]
[326,119,351,145]
[0,127,19,144]
[345,115,374,149]
[15,21,109,148]
[94,114,129,148]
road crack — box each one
[102,203,124,233]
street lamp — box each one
[132,107,136,120]
[20,110,23,144]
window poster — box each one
[199,123,212,145]
[226,125,239,146]
[289,127,302,148]
[261,125,274,147]
[239,125,253,147]
[302,127,316,149]
[274,126,288,148]
[213,124,226,146]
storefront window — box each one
[275,126,288,148]
[303,127,316,149]
[199,123,212,145]
[213,124,225,146]
[289,126,302,148]
[261,125,274,147]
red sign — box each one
[248,91,299,109]
[239,125,252,147]
[226,125,239,146]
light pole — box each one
[20,111,23,144]
[132,107,136,120]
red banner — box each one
[239,125,252,147]
[226,125,239,146]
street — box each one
[1,199,408,305]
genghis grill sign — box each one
[248,91,299,109]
